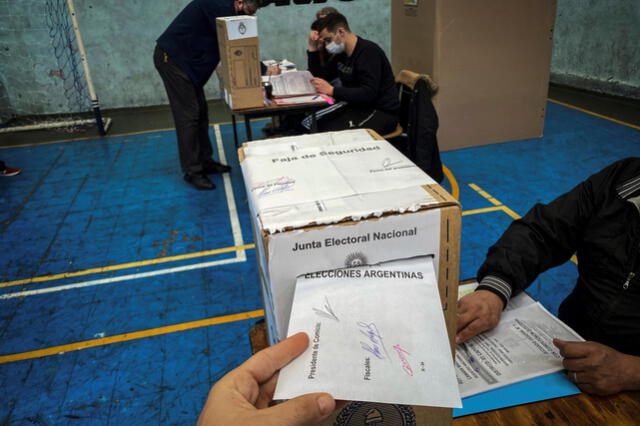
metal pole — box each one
[65,0,107,135]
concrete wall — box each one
[550,0,640,99]
[0,0,389,119]
[1,0,638,121]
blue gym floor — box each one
[1,101,639,424]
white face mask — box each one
[326,40,345,55]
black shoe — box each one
[184,173,215,190]
[203,161,231,174]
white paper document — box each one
[273,95,327,105]
[274,257,462,408]
[270,70,316,97]
[242,129,375,157]
[455,302,584,397]
[241,140,432,214]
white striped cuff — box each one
[617,175,640,199]
[478,275,513,302]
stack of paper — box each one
[274,256,462,408]
[455,291,584,397]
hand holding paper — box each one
[274,257,462,408]
[198,333,338,426]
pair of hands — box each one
[198,332,339,426]
[457,290,640,396]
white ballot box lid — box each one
[240,129,448,233]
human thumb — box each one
[552,338,566,348]
[552,338,568,355]
[261,393,336,426]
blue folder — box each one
[453,371,581,417]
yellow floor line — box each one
[442,164,459,201]
[468,183,502,206]
[0,309,265,365]
[498,205,522,220]
[462,206,504,216]
[468,183,578,265]
[0,243,255,289]
[548,98,640,131]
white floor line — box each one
[0,256,245,300]
[215,123,246,262]
[1,125,248,299]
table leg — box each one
[232,114,238,147]
[311,111,318,133]
[245,117,253,141]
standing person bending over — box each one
[306,13,399,135]
[155,0,260,190]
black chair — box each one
[385,70,444,183]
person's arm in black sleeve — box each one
[457,160,620,344]
[332,49,381,104]
[477,175,602,301]
[308,50,338,81]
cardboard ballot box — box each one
[216,16,263,109]
[239,129,461,425]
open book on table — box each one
[268,70,333,106]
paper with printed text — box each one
[274,257,462,407]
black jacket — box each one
[157,0,235,87]
[477,158,640,356]
[404,77,443,183]
[308,37,400,114]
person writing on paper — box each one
[155,0,261,190]
[305,13,400,135]
[198,332,339,425]
[456,158,640,396]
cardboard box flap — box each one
[216,16,258,40]
[240,137,447,233]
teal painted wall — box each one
[0,0,389,120]
[550,0,640,99]
[1,0,638,121]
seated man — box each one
[457,158,640,395]
[305,13,399,135]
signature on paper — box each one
[382,157,402,169]
[393,344,414,376]
[357,321,389,360]
[252,176,296,198]
[313,296,340,322]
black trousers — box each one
[153,45,214,175]
[306,103,399,135]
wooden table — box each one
[452,390,640,425]
[248,320,640,425]
[227,100,329,146]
